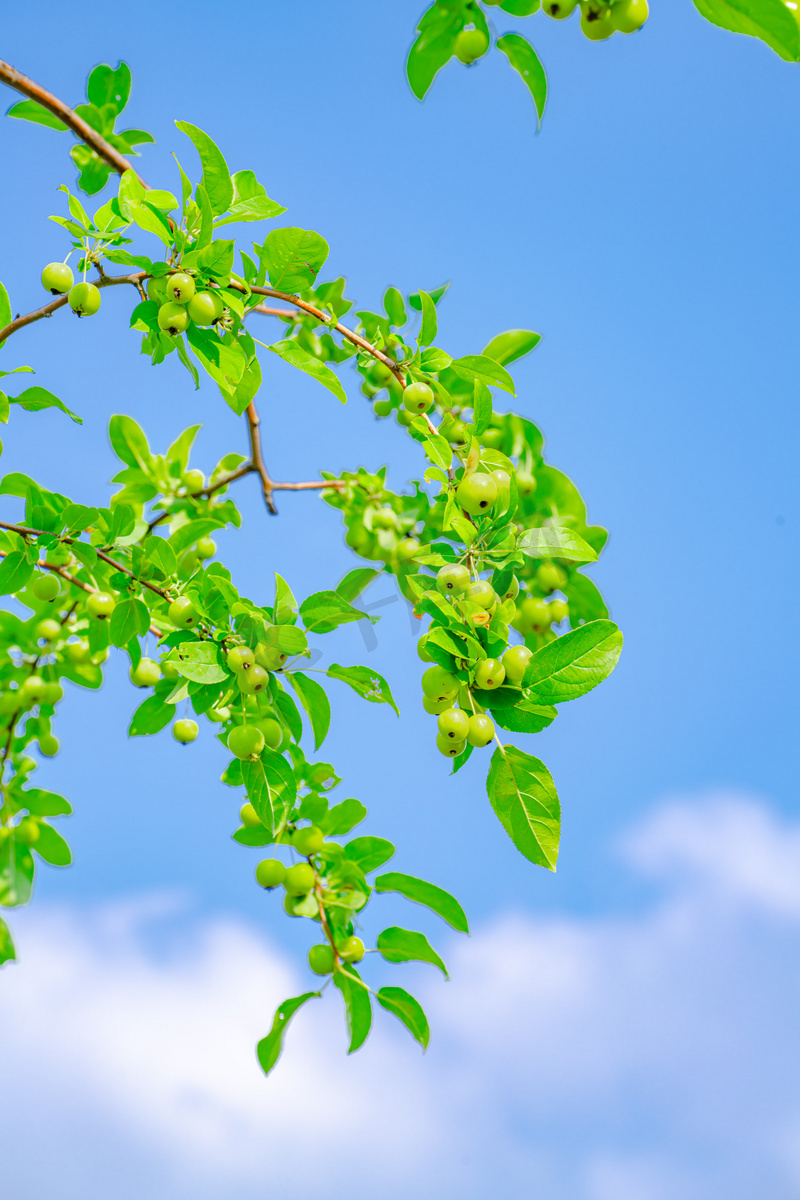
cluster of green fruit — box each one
[145,272,226,336]
[41,261,102,317]
[543,0,648,39]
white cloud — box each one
[2,791,800,1200]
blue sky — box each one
[0,2,798,1196]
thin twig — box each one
[0,271,146,345]
[0,521,170,599]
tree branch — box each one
[0,521,170,599]
[0,59,148,187]
[0,270,146,345]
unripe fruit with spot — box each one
[21,676,46,702]
[183,469,205,493]
[456,472,498,516]
[437,563,470,596]
[338,936,365,963]
[255,644,287,671]
[308,943,335,975]
[32,574,59,602]
[187,290,224,325]
[500,575,520,603]
[158,302,190,335]
[438,707,470,741]
[41,262,74,294]
[42,683,63,706]
[544,0,578,14]
[173,719,198,744]
[68,282,101,316]
[256,858,286,889]
[284,863,315,896]
[516,597,552,633]
[421,665,459,702]
[610,0,648,32]
[38,734,60,757]
[549,599,569,624]
[468,581,496,610]
[516,471,536,498]
[196,536,216,560]
[396,538,419,562]
[536,562,568,593]
[474,658,505,690]
[166,272,196,304]
[502,644,532,684]
[257,718,283,750]
[467,714,495,747]
[436,732,465,758]
[227,645,255,674]
[36,618,61,642]
[455,27,489,63]
[293,825,324,856]
[423,694,450,715]
[168,596,198,628]
[581,3,614,38]
[87,592,115,620]
[130,658,161,688]
[229,724,265,759]
[417,636,433,663]
[239,664,269,695]
[240,802,262,828]
[369,361,394,387]
[403,381,435,414]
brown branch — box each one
[0,521,170,599]
[0,270,146,345]
[244,401,277,515]
[0,59,148,188]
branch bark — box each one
[0,271,146,345]
[0,521,170,599]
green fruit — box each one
[65,641,90,664]
[256,858,286,888]
[68,282,101,316]
[284,862,315,896]
[258,718,283,750]
[168,596,198,628]
[173,718,198,744]
[187,291,223,325]
[147,275,170,305]
[16,816,40,846]
[491,469,512,505]
[455,27,489,63]
[417,636,433,662]
[338,936,365,963]
[32,574,59,602]
[438,707,470,741]
[397,408,414,427]
[255,644,287,671]
[500,576,520,603]
[396,538,420,562]
[468,581,496,610]
[41,262,74,294]
[166,272,196,304]
[36,618,61,642]
[439,415,469,444]
[227,645,255,673]
[456,472,498,516]
[240,802,262,828]
[238,664,269,694]
[196,536,216,560]
[581,4,614,38]
[421,664,459,701]
[436,732,465,758]
[157,301,190,335]
[38,734,60,757]
[502,645,533,684]
[467,714,495,748]
[183,469,205,493]
[516,471,537,498]
[536,562,568,593]
[403,382,435,414]
[549,599,569,624]
[293,825,324,856]
[544,0,578,14]
[479,428,504,450]
[130,658,162,688]
[423,694,450,715]
[229,724,265,759]
[47,544,72,566]
[308,943,336,975]
[42,683,63,705]
[86,592,115,619]
[208,705,231,722]
[517,597,552,633]
[437,564,471,596]
[373,398,393,418]
[369,361,394,386]
[161,660,180,681]
[20,675,46,702]
[610,0,647,31]
[474,658,505,690]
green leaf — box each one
[168,640,229,685]
[383,287,407,327]
[482,328,542,366]
[377,927,447,977]
[128,200,172,246]
[10,387,82,424]
[491,700,557,734]
[197,239,235,280]
[692,0,800,61]
[334,966,372,1053]
[374,872,468,933]
[21,788,71,817]
[0,282,12,336]
[7,99,68,131]
[0,917,15,965]
[344,835,395,873]
[175,121,234,215]
[261,227,329,292]
[214,195,286,226]
[522,618,622,704]
[273,573,298,625]
[288,672,331,750]
[321,798,367,837]
[33,822,71,867]
[497,0,542,12]
[449,354,515,395]
[256,991,320,1077]
[564,572,609,624]
[496,34,548,125]
[518,526,598,563]
[327,664,399,715]
[108,414,153,470]
[0,840,33,907]
[408,283,449,311]
[472,380,493,437]
[487,745,560,871]
[144,535,177,578]
[423,432,452,472]
[129,694,174,736]
[109,598,150,648]
[336,567,381,603]
[87,61,131,114]
[418,289,437,348]
[0,551,33,595]
[168,517,224,558]
[300,593,367,635]
[376,986,429,1050]
[243,752,296,834]
[406,8,462,100]
[269,339,346,404]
